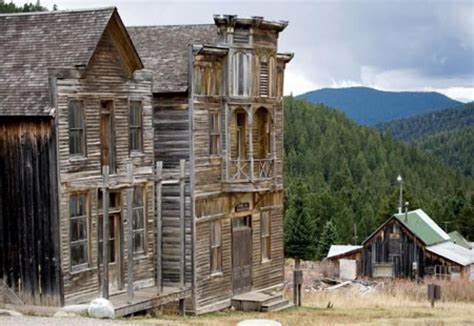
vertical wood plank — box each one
[155,161,163,293]
[126,162,134,303]
[101,165,109,299]
[179,159,185,289]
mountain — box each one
[376,102,474,176]
[297,87,461,125]
[284,97,474,257]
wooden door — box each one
[232,216,252,294]
[99,210,123,291]
[100,101,115,173]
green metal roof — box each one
[448,231,472,250]
[394,209,451,246]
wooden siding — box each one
[55,25,155,301]
[0,118,62,306]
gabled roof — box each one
[127,24,218,93]
[0,7,142,116]
[326,245,362,259]
[426,241,474,266]
[449,231,472,250]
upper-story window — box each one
[232,52,250,97]
[68,100,86,156]
[129,101,143,153]
[209,111,221,156]
[233,27,250,44]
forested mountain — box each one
[297,87,461,125]
[283,97,474,259]
[376,103,474,177]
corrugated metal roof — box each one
[327,245,362,259]
[426,241,474,266]
[448,231,472,250]
[394,209,450,246]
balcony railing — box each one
[228,158,274,182]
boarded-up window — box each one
[70,193,88,269]
[259,62,269,97]
[232,52,250,96]
[210,221,222,274]
[129,101,143,153]
[261,211,271,261]
[209,111,221,155]
[132,186,145,254]
[68,100,85,156]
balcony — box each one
[224,158,275,192]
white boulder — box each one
[87,298,115,319]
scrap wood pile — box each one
[311,278,380,295]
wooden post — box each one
[179,159,186,289]
[101,165,110,299]
[126,162,134,303]
[293,258,302,306]
[155,161,163,294]
[248,110,254,181]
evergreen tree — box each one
[0,1,49,13]
[317,220,338,259]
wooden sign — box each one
[390,233,400,239]
[235,202,250,212]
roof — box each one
[393,209,451,246]
[326,245,363,259]
[128,24,218,93]
[426,241,474,266]
[0,7,140,116]
[449,231,472,250]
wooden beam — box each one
[126,163,134,303]
[155,161,163,294]
[101,166,110,299]
[179,159,186,289]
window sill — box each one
[261,258,271,264]
[70,265,95,275]
[130,151,145,158]
[210,271,223,278]
[133,252,148,260]
[68,156,87,163]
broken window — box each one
[210,221,222,274]
[261,211,271,261]
[209,111,221,155]
[132,186,145,254]
[129,101,143,153]
[68,100,86,156]
[70,193,88,269]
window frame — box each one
[68,100,86,157]
[132,186,146,255]
[232,52,250,97]
[129,100,143,154]
[69,192,89,272]
[209,111,221,156]
[210,220,222,275]
[261,210,271,262]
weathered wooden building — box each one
[129,15,293,313]
[0,8,190,314]
[362,209,474,280]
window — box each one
[232,52,250,96]
[132,186,145,254]
[129,101,143,153]
[261,211,271,261]
[209,112,220,155]
[70,193,88,269]
[259,62,269,97]
[68,100,85,156]
[210,221,222,274]
[236,112,247,159]
[234,28,250,44]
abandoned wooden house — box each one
[361,209,474,280]
[128,15,293,313]
[0,8,190,315]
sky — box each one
[40,0,474,102]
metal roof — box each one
[394,209,451,246]
[326,245,362,259]
[448,231,472,250]
[426,241,474,266]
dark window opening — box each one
[68,100,85,156]
[129,101,143,153]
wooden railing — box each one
[228,158,274,182]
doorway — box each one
[100,100,115,173]
[232,215,252,294]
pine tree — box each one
[317,220,338,259]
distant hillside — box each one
[284,97,474,255]
[377,103,474,176]
[297,87,461,125]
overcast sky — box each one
[42,0,474,102]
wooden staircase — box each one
[231,289,292,312]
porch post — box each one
[248,108,254,181]
[126,162,134,303]
[179,159,186,289]
[155,161,163,294]
[101,166,110,299]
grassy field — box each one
[135,286,474,325]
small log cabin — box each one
[362,209,474,280]
[129,15,293,313]
[0,8,190,313]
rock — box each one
[87,298,115,319]
[0,309,23,317]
